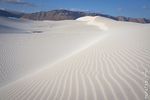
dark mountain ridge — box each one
[0,10,25,18]
[20,10,150,23]
[0,9,150,23]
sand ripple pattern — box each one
[0,17,150,100]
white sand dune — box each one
[0,16,150,100]
[0,16,104,87]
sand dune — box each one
[0,16,104,87]
[0,16,150,100]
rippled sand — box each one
[0,16,150,100]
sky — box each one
[0,0,150,18]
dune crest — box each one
[0,16,104,88]
[0,16,150,100]
[76,16,108,31]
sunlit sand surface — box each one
[0,16,150,100]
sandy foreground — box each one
[0,16,150,100]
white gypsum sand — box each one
[0,16,150,100]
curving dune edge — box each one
[0,16,150,100]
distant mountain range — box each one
[0,9,150,24]
[0,10,25,18]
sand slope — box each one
[0,16,150,100]
[0,16,105,87]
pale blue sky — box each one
[0,0,150,18]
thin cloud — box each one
[0,8,32,13]
[94,10,103,13]
[117,8,123,11]
[70,8,90,13]
[0,0,35,7]
[0,8,5,10]
[37,3,44,6]
[143,6,148,9]
[59,8,68,10]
